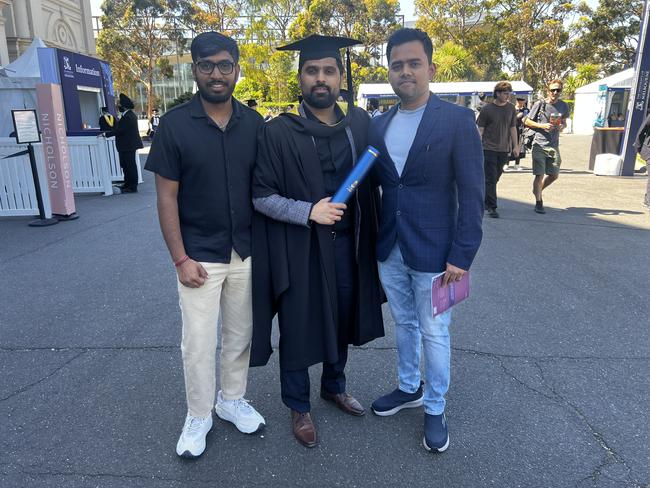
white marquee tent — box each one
[573,68,633,135]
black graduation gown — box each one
[251,105,385,371]
[104,110,144,152]
[99,114,115,132]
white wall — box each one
[573,92,599,135]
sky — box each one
[90,0,418,20]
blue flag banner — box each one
[621,0,650,175]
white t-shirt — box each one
[385,103,427,176]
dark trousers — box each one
[280,231,356,413]
[119,151,138,190]
[484,150,509,210]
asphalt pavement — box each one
[1,134,649,487]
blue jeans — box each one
[378,244,451,415]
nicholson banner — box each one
[621,0,650,175]
[36,83,76,217]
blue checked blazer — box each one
[369,94,485,272]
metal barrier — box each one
[0,139,51,217]
[0,136,130,217]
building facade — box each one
[0,0,95,66]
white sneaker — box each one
[515,164,523,171]
[176,414,213,458]
[215,390,265,434]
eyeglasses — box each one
[549,88,562,93]
[196,60,235,75]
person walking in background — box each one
[368,28,484,453]
[367,98,382,118]
[506,97,528,171]
[98,106,115,132]
[476,92,488,113]
[102,93,143,193]
[145,31,265,459]
[476,81,519,218]
[524,79,569,214]
[148,108,160,139]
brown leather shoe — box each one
[291,410,317,448]
[320,389,366,416]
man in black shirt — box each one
[145,31,265,459]
[476,81,519,218]
[251,35,384,448]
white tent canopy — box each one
[575,68,633,94]
[573,68,633,135]
[358,80,534,99]
[1,38,46,78]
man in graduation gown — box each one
[98,106,114,132]
[251,35,385,448]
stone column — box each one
[6,0,32,59]
[0,0,11,65]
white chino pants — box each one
[177,250,253,418]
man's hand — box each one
[540,122,552,131]
[442,263,467,287]
[177,259,209,288]
[512,144,520,156]
[309,197,346,225]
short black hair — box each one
[386,28,433,65]
[191,31,239,64]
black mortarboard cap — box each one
[119,93,134,110]
[277,35,361,108]
[277,35,360,67]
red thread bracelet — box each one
[174,255,189,267]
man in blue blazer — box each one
[368,28,485,452]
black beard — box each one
[303,87,338,109]
[197,80,234,104]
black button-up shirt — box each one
[145,94,263,263]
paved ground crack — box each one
[531,360,643,488]
[0,351,86,402]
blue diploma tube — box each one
[331,145,380,204]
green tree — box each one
[432,41,483,81]
[97,0,183,116]
[563,63,601,99]
[578,0,643,74]
[415,0,503,80]
[415,0,490,49]
[289,0,401,88]
[181,0,247,36]
[496,0,590,91]
[267,50,298,102]
[249,0,304,42]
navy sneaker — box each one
[371,382,424,416]
[423,412,449,452]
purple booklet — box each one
[431,271,470,317]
